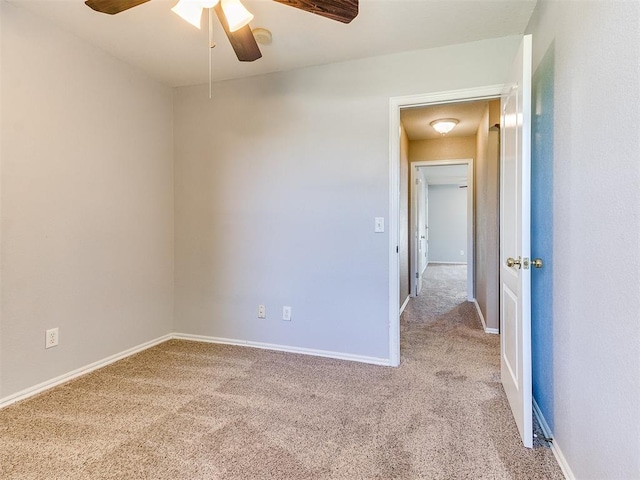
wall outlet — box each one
[258,305,266,319]
[283,306,292,321]
[460,250,465,256]
[45,328,59,349]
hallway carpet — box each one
[0,265,563,479]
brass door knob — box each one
[506,257,522,268]
[531,258,543,268]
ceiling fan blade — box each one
[85,0,150,15]
[272,0,358,24]
[213,3,262,62]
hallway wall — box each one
[427,185,467,263]
[474,102,500,331]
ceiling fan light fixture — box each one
[171,0,207,29]
[221,0,254,32]
[430,118,459,135]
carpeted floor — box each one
[0,264,563,479]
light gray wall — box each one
[527,1,640,478]
[0,3,175,398]
[426,185,467,263]
[173,37,521,360]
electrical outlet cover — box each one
[45,328,59,348]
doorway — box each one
[410,161,473,301]
[388,85,503,367]
[390,37,533,450]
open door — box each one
[415,173,426,295]
[500,34,533,448]
[410,167,426,296]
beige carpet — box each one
[0,265,563,479]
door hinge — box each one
[396,246,399,253]
[415,273,419,279]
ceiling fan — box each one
[84,0,359,63]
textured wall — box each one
[173,37,520,360]
[409,136,476,162]
[474,107,490,325]
[474,103,500,330]
[531,43,555,433]
[0,3,174,398]
[527,1,640,477]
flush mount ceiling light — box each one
[430,118,459,135]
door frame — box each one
[388,85,503,366]
[410,159,474,300]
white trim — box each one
[409,159,474,300]
[473,299,500,334]
[173,333,392,366]
[0,334,172,409]
[399,295,410,315]
[427,261,468,265]
[532,397,553,440]
[389,85,503,368]
[533,399,574,480]
[0,331,391,410]
[473,298,488,331]
[389,96,402,367]
[409,161,422,297]
[549,437,574,480]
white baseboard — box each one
[173,333,392,367]
[472,299,499,334]
[0,331,392,410]
[0,334,172,410]
[427,261,467,265]
[532,397,553,439]
[533,398,574,480]
[400,295,410,314]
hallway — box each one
[400,264,562,478]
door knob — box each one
[506,257,522,269]
[531,258,543,268]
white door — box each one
[415,174,425,295]
[423,184,429,268]
[500,34,533,448]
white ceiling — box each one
[420,164,468,186]
[7,0,537,87]
[401,100,492,141]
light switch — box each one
[375,217,385,233]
